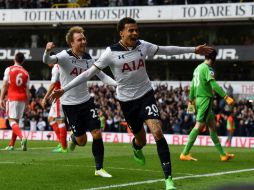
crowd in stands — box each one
[0,83,253,137]
[0,0,252,9]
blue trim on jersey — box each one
[110,43,127,51]
[66,49,92,60]
[110,40,141,51]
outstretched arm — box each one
[63,65,100,92]
[157,44,213,56]
[96,71,117,86]
[49,65,100,102]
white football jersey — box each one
[94,40,158,101]
[55,50,94,105]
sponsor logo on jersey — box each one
[122,59,145,73]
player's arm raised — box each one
[43,42,58,64]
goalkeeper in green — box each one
[180,49,235,161]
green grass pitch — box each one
[0,140,253,190]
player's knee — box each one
[152,128,163,141]
[76,136,87,146]
[91,129,102,139]
[77,140,87,146]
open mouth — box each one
[130,37,137,42]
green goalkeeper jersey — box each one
[189,61,215,99]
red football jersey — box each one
[7,65,29,101]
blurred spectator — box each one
[223,82,234,98]
[37,117,46,130]
[36,83,47,98]
[30,117,37,131]
[30,85,37,99]
[225,112,235,147]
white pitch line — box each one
[0,161,16,164]
[82,168,254,190]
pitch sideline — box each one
[82,168,254,190]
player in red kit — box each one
[41,64,67,153]
[0,52,29,151]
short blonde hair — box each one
[65,26,85,46]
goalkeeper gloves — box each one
[224,95,235,106]
[187,101,195,114]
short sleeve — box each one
[3,67,10,82]
[140,40,159,56]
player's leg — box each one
[90,129,111,177]
[141,90,175,190]
[62,102,90,151]
[7,101,23,140]
[118,96,146,165]
[58,120,67,150]
[180,121,203,161]
[52,103,67,152]
[52,119,67,153]
[132,127,146,165]
[207,119,234,161]
[145,119,176,190]
[180,97,210,161]
[3,131,16,150]
[86,99,111,177]
[49,117,61,150]
[8,132,17,148]
[48,103,61,148]
[7,101,27,151]
[49,118,60,142]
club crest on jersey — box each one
[210,70,215,77]
[118,55,125,59]
[122,59,145,73]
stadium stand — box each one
[1,84,253,137]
